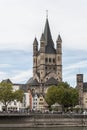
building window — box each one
[45,58,48,62]
[53,58,55,63]
[40,99,43,101]
[14,101,16,105]
[53,67,56,70]
[49,58,51,62]
[49,67,51,70]
[45,66,47,70]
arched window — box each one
[53,58,55,63]
[49,58,51,62]
[45,58,48,62]
[45,66,47,70]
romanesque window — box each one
[53,67,56,70]
[45,66,47,70]
[49,58,51,62]
[45,58,48,62]
[53,58,55,63]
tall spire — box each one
[44,17,54,47]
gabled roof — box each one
[45,77,58,86]
[1,79,13,84]
[44,18,56,54]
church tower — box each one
[76,74,83,106]
[27,16,62,92]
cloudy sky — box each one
[0,0,87,87]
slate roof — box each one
[44,18,56,54]
[83,82,87,92]
[45,77,58,86]
[1,79,13,84]
[40,33,45,42]
[33,37,38,45]
[26,77,39,86]
[56,34,62,42]
[19,84,29,92]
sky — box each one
[0,0,87,87]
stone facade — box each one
[76,74,87,109]
[27,17,62,93]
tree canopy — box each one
[0,82,24,111]
[45,82,79,110]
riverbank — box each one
[0,113,87,127]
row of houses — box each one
[0,79,48,112]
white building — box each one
[0,79,30,112]
[32,93,38,111]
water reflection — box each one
[0,127,87,130]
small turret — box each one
[33,37,38,56]
[56,34,62,54]
[56,34,62,43]
[40,33,45,53]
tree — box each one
[13,89,24,102]
[0,82,24,112]
[45,86,59,106]
[45,82,79,110]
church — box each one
[27,17,62,93]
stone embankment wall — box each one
[0,114,87,127]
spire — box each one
[33,37,38,45]
[46,10,48,19]
[56,34,62,43]
[44,18,54,47]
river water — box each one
[0,127,87,130]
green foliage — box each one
[0,82,24,111]
[0,82,13,105]
[45,82,79,109]
[13,90,24,102]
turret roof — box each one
[56,34,62,42]
[40,33,45,42]
[33,37,38,45]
